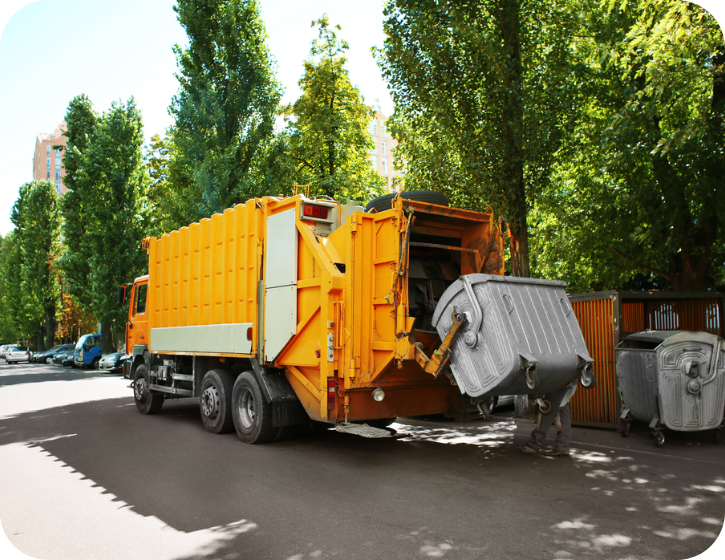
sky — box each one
[0,0,393,236]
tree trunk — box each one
[44,305,56,350]
[101,323,114,355]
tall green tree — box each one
[0,232,25,340]
[531,0,725,292]
[9,180,61,349]
[169,0,282,219]
[378,0,586,277]
[0,233,22,343]
[82,99,150,353]
[60,94,98,307]
[284,16,386,201]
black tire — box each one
[134,365,164,415]
[366,417,397,429]
[365,190,449,213]
[88,357,100,370]
[199,369,235,434]
[232,371,276,444]
[538,399,552,415]
[621,421,631,438]
[654,431,665,448]
[46,357,53,364]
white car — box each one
[6,347,31,364]
[1,344,19,360]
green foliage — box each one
[377,0,587,276]
[169,0,282,219]
[83,99,150,328]
[531,0,725,292]
[60,94,98,306]
[0,233,22,342]
[283,16,386,202]
[60,96,149,351]
[7,181,61,347]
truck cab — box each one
[75,333,102,369]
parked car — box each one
[99,352,129,373]
[74,334,102,369]
[53,348,75,366]
[35,343,75,364]
[1,344,19,360]
[6,346,32,364]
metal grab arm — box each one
[415,311,466,378]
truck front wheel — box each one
[134,365,164,415]
[232,371,276,444]
[200,369,234,434]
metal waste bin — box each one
[432,274,596,408]
[615,330,725,446]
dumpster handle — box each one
[460,275,483,348]
[701,339,722,388]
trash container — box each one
[615,330,725,446]
[432,274,596,405]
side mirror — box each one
[118,285,128,305]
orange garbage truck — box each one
[122,191,595,443]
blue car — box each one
[74,334,102,369]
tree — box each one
[531,0,725,292]
[59,94,98,308]
[284,16,386,201]
[82,99,150,353]
[7,181,61,349]
[377,0,587,277]
[169,0,282,219]
[0,234,22,343]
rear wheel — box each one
[232,371,276,444]
[199,369,235,434]
[88,357,100,370]
[134,365,164,415]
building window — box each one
[46,145,50,156]
[382,160,387,176]
[371,121,377,135]
[47,170,50,179]
[382,140,387,156]
[371,155,377,169]
[55,180,61,194]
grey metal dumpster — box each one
[615,330,725,446]
[432,274,595,407]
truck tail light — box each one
[327,378,336,409]
[303,204,330,220]
[247,327,253,341]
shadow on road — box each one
[0,394,723,560]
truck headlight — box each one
[372,388,385,402]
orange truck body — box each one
[125,194,505,435]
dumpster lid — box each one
[619,330,720,349]
[621,330,683,345]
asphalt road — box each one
[0,361,723,560]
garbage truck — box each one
[121,191,596,443]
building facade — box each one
[33,121,67,195]
[369,112,400,191]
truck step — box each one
[335,423,393,438]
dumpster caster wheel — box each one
[525,370,539,392]
[654,431,665,447]
[538,399,552,415]
[621,421,631,438]
[580,367,596,389]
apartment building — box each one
[369,111,400,191]
[33,121,67,195]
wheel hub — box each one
[239,388,256,429]
[202,386,221,419]
[134,378,147,401]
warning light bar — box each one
[303,204,330,220]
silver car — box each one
[6,347,32,364]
